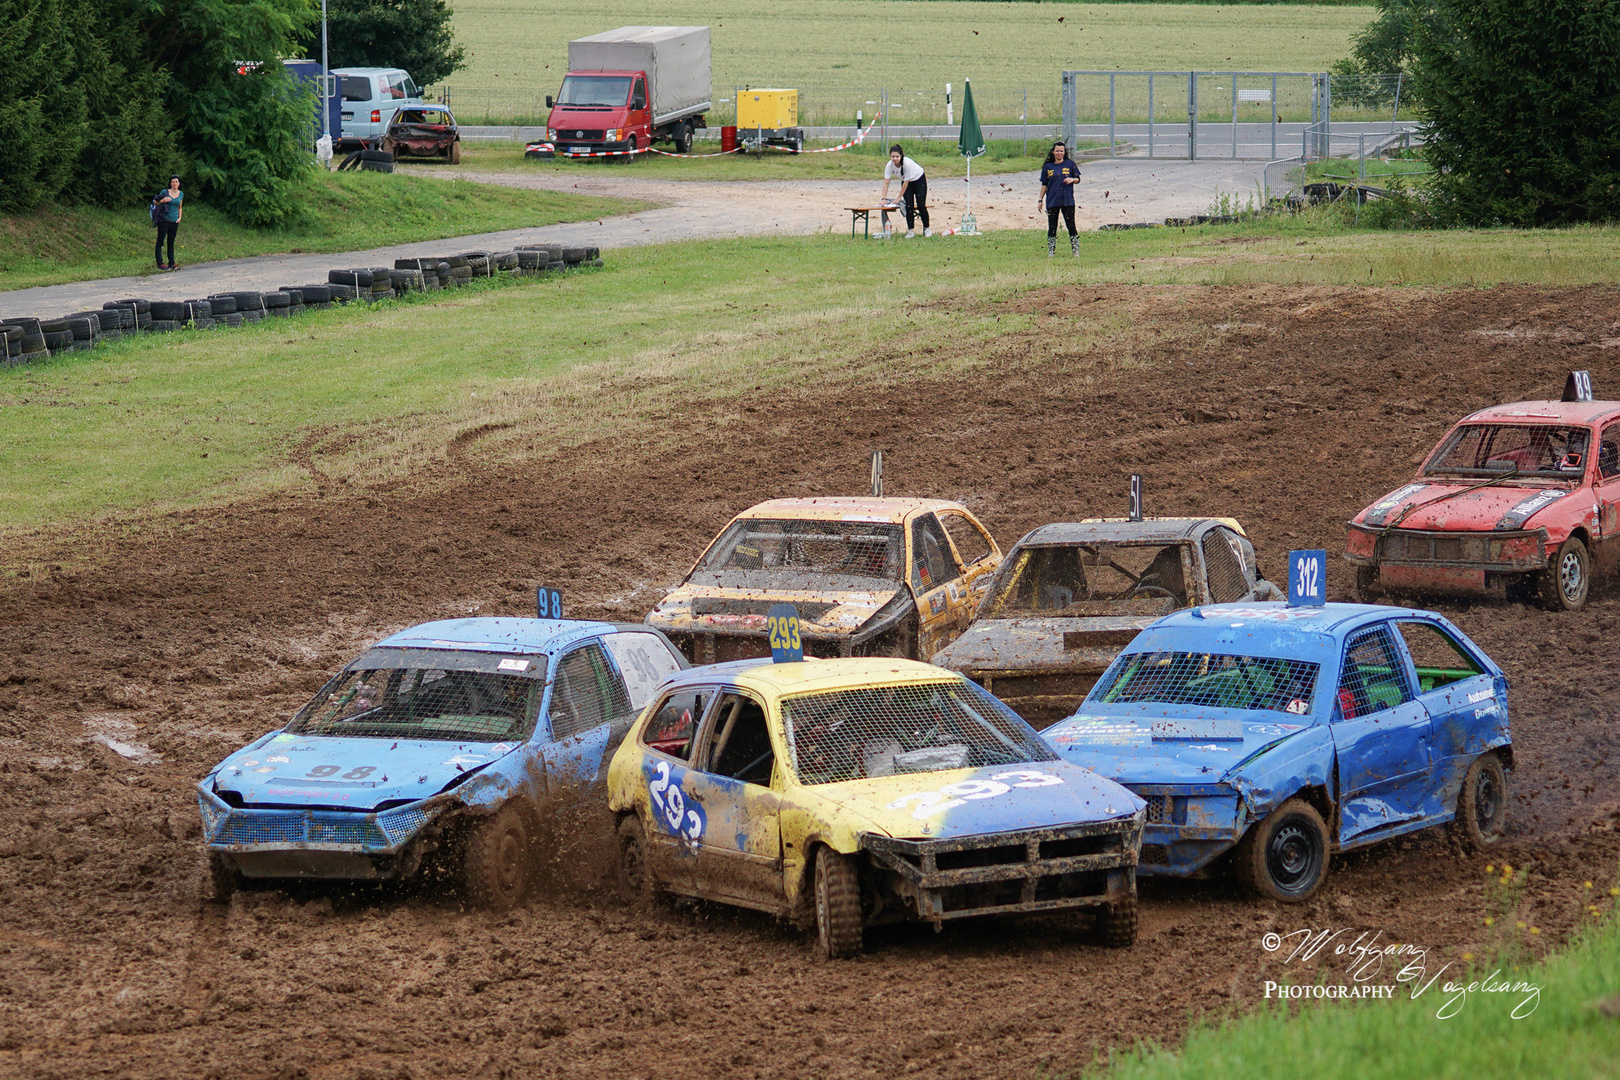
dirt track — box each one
[5,282,1620,1078]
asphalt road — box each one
[0,158,1276,322]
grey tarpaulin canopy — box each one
[958,79,985,234]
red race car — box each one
[1346,372,1619,610]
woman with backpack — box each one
[153,176,183,270]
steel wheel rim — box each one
[1267,818,1321,894]
[496,831,524,897]
[1560,550,1585,601]
[1475,769,1502,832]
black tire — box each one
[262,291,291,309]
[147,320,181,333]
[205,294,237,314]
[813,848,863,959]
[209,853,241,903]
[616,816,670,909]
[360,158,393,173]
[360,148,394,163]
[1235,797,1329,902]
[43,330,74,350]
[462,802,532,911]
[1538,536,1590,611]
[279,288,304,306]
[39,318,68,334]
[298,284,332,304]
[673,122,692,154]
[329,269,371,288]
[66,316,96,340]
[224,291,265,312]
[450,140,461,164]
[1095,891,1139,947]
[338,150,363,172]
[562,246,588,264]
[1450,751,1508,852]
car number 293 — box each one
[886,770,1065,820]
[648,760,705,846]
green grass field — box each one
[5,220,1619,532]
[1092,914,1620,1080]
[437,0,1373,124]
[0,171,643,292]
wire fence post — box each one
[1231,71,1238,159]
[1391,72,1403,132]
[1147,73,1155,158]
[1109,72,1116,156]
[1061,71,1077,154]
[1022,88,1027,155]
[1270,74,1278,160]
[1187,71,1198,161]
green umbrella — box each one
[958,79,985,233]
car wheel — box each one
[1538,536,1590,610]
[462,802,532,911]
[616,815,670,909]
[1353,565,1380,602]
[1450,752,1507,852]
[1094,891,1138,947]
[209,852,241,903]
[450,140,461,164]
[814,848,863,959]
[1236,797,1329,902]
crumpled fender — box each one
[1224,725,1335,830]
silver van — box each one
[335,67,424,148]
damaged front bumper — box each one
[1129,784,1244,876]
[1345,523,1549,593]
[196,785,453,881]
[861,811,1144,925]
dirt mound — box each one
[4,283,1620,1078]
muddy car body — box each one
[649,498,1003,665]
[607,656,1146,956]
[933,518,1279,726]
[197,618,685,907]
[1346,396,1620,610]
[382,104,462,162]
[1044,602,1511,901]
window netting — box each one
[781,680,1053,786]
[1097,651,1320,715]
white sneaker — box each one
[923,228,932,237]
[904,230,915,239]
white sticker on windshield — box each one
[498,658,531,672]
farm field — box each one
[5,246,1620,1076]
[438,0,1374,123]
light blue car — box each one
[197,617,686,908]
[1044,602,1510,902]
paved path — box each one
[0,158,1273,321]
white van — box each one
[335,67,424,148]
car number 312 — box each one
[887,770,1065,820]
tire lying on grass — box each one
[329,268,372,288]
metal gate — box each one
[1061,71,1405,161]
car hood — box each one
[208,732,521,810]
[650,583,901,638]
[1356,480,1577,532]
[1044,712,1313,784]
[804,760,1144,840]
[932,616,1159,675]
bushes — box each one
[1410,0,1620,227]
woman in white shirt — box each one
[880,144,931,238]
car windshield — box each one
[983,542,1191,617]
[288,647,546,742]
[557,75,632,107]
[1424,423,1591,479]
[781,680,1055,786]
[690,517,904,589]
[1094,650,1320,715]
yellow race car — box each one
[648,497,1003,664]
[606,655,1146,957]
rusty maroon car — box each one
[382,104,462,162]
[1346,378,1620,610]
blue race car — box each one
[1044,601,1510,901]
[197,617,687,908]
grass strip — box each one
[2,221,1618,533]
[0,170,644,292]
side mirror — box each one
[545,95,553,108]
[633,96,646,110]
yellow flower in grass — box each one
[1516,921,1528,930]
[1584,881,1594,890]
[1484,917,1495,927]
[1485,865,1495,874]
[1462,952,1474,962]
[1529,927,1541,935]
[1610,887,1619,898]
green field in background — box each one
[440,1,1372,123]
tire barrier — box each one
[2,244,606,366]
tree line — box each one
[0,0,465,227]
